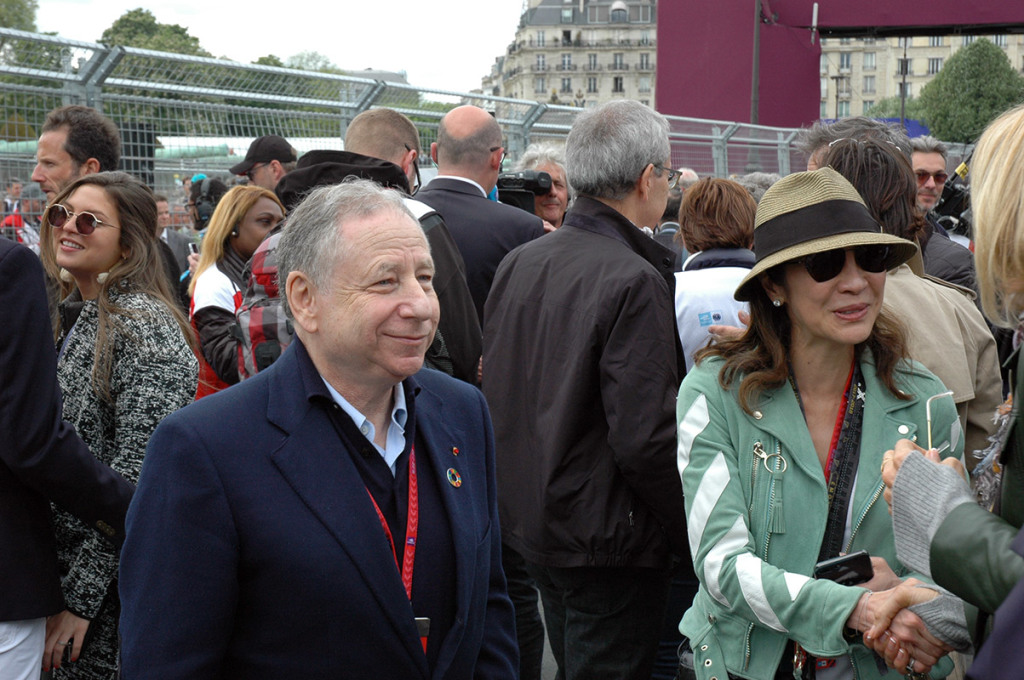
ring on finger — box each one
[906,657,916,674]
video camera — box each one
[933,159,971,240]
[496,170,552,215]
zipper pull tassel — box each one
[769,470,786,534]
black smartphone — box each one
[813,550,873,586]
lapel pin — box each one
[447,468,462,487]
[451,446,459,456]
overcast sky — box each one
[36,0,526,94]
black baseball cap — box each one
[230,135,297,175]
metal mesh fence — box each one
[0,26,813,228]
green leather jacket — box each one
[678,353,961,680]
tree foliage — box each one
[99,8,210,56]
[864,96,925,122]
[0,0,37,31]
[285,51,344,75]
[918,38,1024,143]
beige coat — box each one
[883,264,1003,463]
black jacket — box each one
[483,197,688,569]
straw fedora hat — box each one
[734,167,918,301]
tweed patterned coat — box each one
[52,287,197,680]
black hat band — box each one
[754,199,882,263]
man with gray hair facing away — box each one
[483,100,689,680]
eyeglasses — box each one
[798,245,891,283]
[653,163,680,189]
[404,143,422,193]
[489,146,507,167]
[915,170,948,186]
[245,162,268,181]
[46,203,118,235]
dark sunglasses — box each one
[46,203,117,235]
[915,170,948,186]
[798,245,891,282]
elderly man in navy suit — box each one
[119,179,517,680]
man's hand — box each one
[848,583,952,674]
[882,439,966,512]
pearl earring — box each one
[59,268,74,283]
[96,272,109,284]
[773,299,783,308]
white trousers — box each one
[0,618,45,680]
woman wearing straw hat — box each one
[675,167,961,680]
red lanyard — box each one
[365,446,424,650]
[823,363,856,484]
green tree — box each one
[864,96,925,122]
[285,51,344,74]
[0,0,37,31]
[253,54,285,68]
[918,38,1024,142]
[99,8,210,56]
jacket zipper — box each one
[744,440,786,670]
[844,483,884,552]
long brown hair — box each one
[695,267,910,414]
[39,171,195,401]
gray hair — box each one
[678,167,700,190]
[798,116,911,167]
[565,100,670,200]
[732,171,782,204]
[515,141,566,173]
[277,178,418,319]
[909,135,948,160]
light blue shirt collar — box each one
[322,380,408,476]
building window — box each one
[587,76,597,93]
[863,75,875,93]
[820,54,829,73]
[536,54,546,70]
[898,82,912,98]
[863,100,875,114]
[928,58,943,75]
[821,100,828,118]
[820,77,829,98]
[613,76,624,93]
[588,53,598,70]
[840,37,852,45]
[929,36,943,47]
[863,37,876,45]
[562,30,572,45]
[863,52,876,70]
[537,31,545,47]
[639,53,650,69]
[640,31,651,45]
[839,52,852,70]
[638,76,651,93]
[611,8,627,22]
[898,37,911,48]
[995,35,1008,47]
[897,58,910,76]
[534,77,546,93]
[612,53,624,70]
[562,8,573,23]
[562,53,572,69]
[962,36,976,46]
[838,101,850,118]
[561,77,572,93]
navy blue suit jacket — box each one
[0,239,132,621]
[119,339,517,679]
[416,178,545,322]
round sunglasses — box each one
[797,245,891,283]
[46,203,119,235]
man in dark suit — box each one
[0,239,132,676]
[416,105,545,322]
[119,179,517,680]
